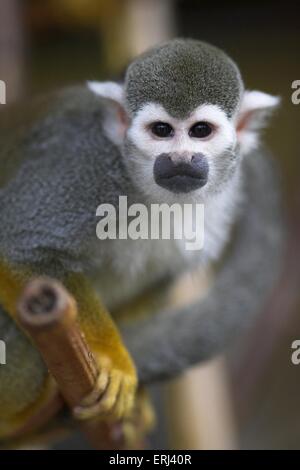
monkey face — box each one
[88,37,279,203]
[124,102,238,202]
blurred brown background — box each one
[0,0,300,449]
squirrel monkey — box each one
[0,39,282,440]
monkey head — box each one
[89,39,279,203]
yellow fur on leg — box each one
[64,273,137,422]
[0,375,61,441]
[0,260,63,439]
[0,259,31,319]
[121,387,156,448]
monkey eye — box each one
[189,122,213,139]
[150,122,174,138]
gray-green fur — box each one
[0,87,134,274]
[125,39,244,118]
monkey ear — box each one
[87,81,128,146]
[236,90,280,155]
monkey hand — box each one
[98,387,156,449]
[73,353,137,422]
[64,273,138,423]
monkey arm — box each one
[121,150,284,383]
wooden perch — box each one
[17,277,126,449]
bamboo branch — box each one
[17,277,125,449]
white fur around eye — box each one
[187,104,236,156]
[127,103,236,159]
